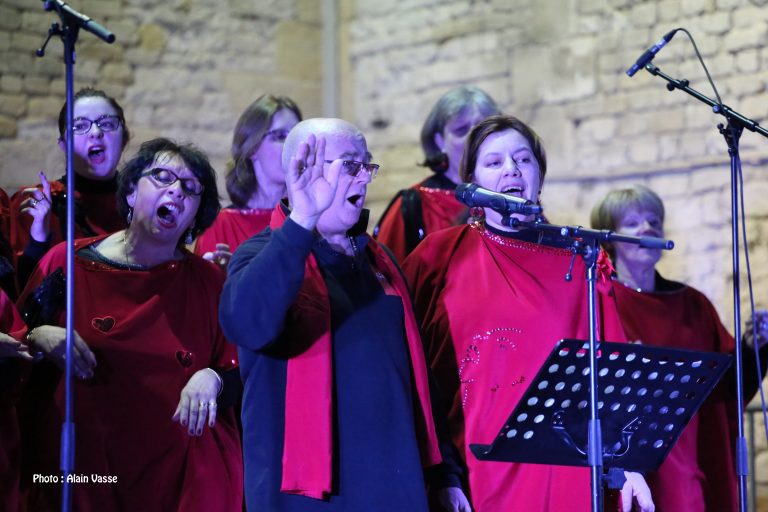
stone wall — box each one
[0,0,323,193]
[3,0,768,507]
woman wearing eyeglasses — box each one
[8,88,130,289]
[194,94,302,268]
[17,138,243,512]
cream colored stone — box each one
[0,6,20,31]
[0,76,23,94]
[138,23,167,52]
[0,115,16,137]
[0,94,27,117]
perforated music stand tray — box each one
[470,339,732,471]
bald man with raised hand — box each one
[220,118,470,512]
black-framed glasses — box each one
[323,160,380,179]
[72,115,122,135]
[140,168,204,196]
[262,128,291,143]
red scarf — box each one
[270,206,442,499]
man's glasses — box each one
[262,129,290,143]
[140,168,204,196]
[72,115,122,135]
[323,160,380,179]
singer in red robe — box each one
[194,207,271,256]
[404,115,655,512]
[0,289,29,512]
[17,138,242,512]
[194,95,301,266]
[9,88,129,289]
[374,86,500,262]
[591,184,768,512]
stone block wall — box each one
[0,0,323,194]
[3,0,768,507]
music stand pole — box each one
[584,239,604,511]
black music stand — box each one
[470,339,731,476]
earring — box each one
[126,208,133,225]
[184,229,194,245]
[469,207,485,224]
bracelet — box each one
[204,367,224,397]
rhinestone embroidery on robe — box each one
[458,326,526,408]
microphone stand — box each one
[509,217,674,512]
[36,3,114,510]
[643,62,768,512]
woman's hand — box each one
[0,332,35,361]
[745,309,768,351]
[202,243,233,270]
[286,134,342,231]
[172,368,222,436]
[20,171,53,243]
[436,486,472,511]
[621,471,655,512]
[26,325,96,378]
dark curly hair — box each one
[226,94,302,207]
[116,138,220,245]
[58,87,130,148]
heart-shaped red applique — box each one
[176,350,195,368]
[91,316,115,333]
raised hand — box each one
[20,171,53,242]
[286,134,342,231]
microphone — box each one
[626,29,677,77]
[455,183,542,216]
[44,0,116,43]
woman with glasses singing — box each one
[17,138,243,512]
[9,87,131,288]
[194,94,302,268]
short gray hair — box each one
[282,118,367,172]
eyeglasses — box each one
[323,160,380,179]
[72,115,122,135]
[140,168,204,196]
[262,128,290,143]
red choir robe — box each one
[375,182,467,263]
[193,207,272,256]
[1,289,27,512]
[9,176,125,263]
[611,278,738,511]
[403,223,627,512]
[17,236,242,512]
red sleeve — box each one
[190,256,239,371]
[375,196,410,264]
[0,289,26,340]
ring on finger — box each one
[30,199,38,206]
[199,400,207,408]
[208,399,217,408]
